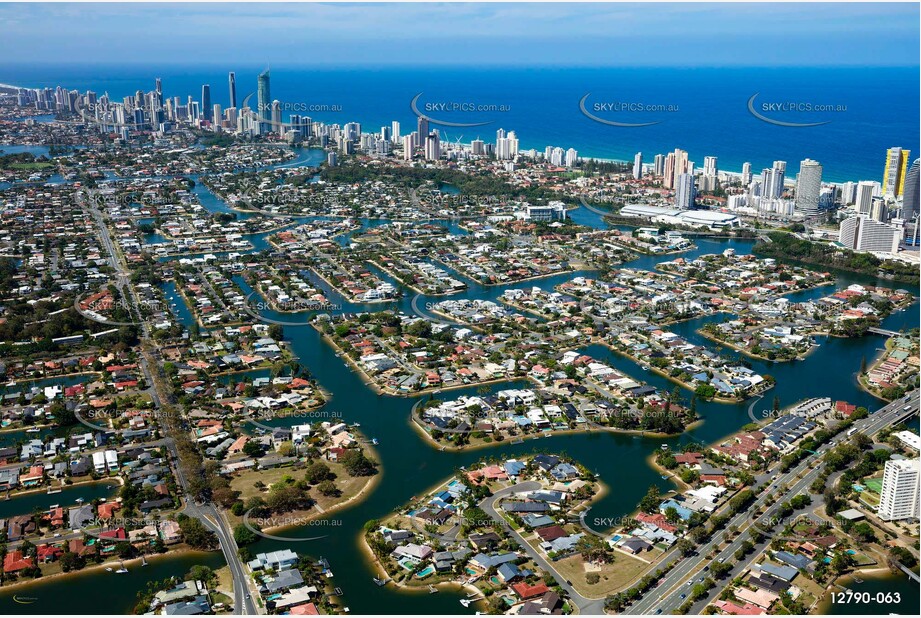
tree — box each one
[676,538,695,556]
[242,441,264,458]
[317,480,339,497]
[305,461,332,484]
[59,551,85,572]
[176,515,218,549]
[576,535,614,564]
[639,485,661,514]
[233,523,259,546]
[186,565,214,584]
[340,450,377,477]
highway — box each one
[627,389,919,615]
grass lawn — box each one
[228,458,375,527]
[213,565,235,598]
[9,162,54,170]
[553,552,652,597]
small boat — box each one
[370,438,379,445]
[25,427,41,433]
[661,475,670,480]
[333,587,343,595]
[460,600,472,608]
[105,567,113,572]
[372,577,389,586]
[352,422,361,427]
[428,585,438,594]
[46,489,61,495]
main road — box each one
[627,390,918,615]
[84,188,259,615]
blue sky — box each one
[1,2,918,66]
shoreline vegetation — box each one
[752,232,919,284]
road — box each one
[627,389,919,615]
[84,188,259,615]
[480,481,606,614]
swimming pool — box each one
[415,566,435,579]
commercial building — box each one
[521,202,568,222]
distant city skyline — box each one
[0,2,918,67]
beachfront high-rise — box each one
[883,147,911,198]
[741,162,752,185]
[855,180,880,214]
[417,116,429,148]
[257,68,271,133]
[424,131,441,161]
[664,148,688,189]
[877,458,920,521]
[794,158,823,216]
[653,153,665,177]
[228,72,237,109]
[201,85,211,121]
[902,158,920,222]
[761,164,785,200]
[633,152,643,180]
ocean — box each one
[1,64,918,182]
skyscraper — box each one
[424,131,441,161]
[271,100,282,129]
[877,458,920,521]
[403,135,414,161]
[228,72,237,109]
[794,158,823,216]
[741,162,752,185]
[855,181,879,214]
[416,116,429,148]
[762,162,786,200]
[902,158,920,221]
[632,152,643,180]
[675,173,696,209]
[257,69,271,133]
[201,85,211,122]
[703,156,718,177]
[654,154,665,177]
[883,147,911,198]
[664,149,688,189]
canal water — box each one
[0,481,119,520]
[1,147,917,613]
